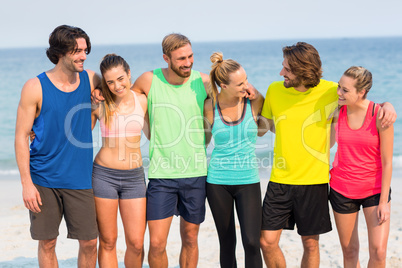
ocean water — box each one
[1,37,402,178]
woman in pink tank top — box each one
[91,54,149,267]
[329,66,393,267]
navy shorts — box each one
[92,163,146,199]
[146,176,206,224]
[329,187,392,214]
[262,181,332,236]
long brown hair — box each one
[99,54,131,128]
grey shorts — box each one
[30,184,98,240]
[92,162,146,199]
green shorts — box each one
[30,184,98,240]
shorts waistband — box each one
[93,162,144,177]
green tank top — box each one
[147,68,207,178]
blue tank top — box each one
[207,98,259,185]
[29,71,93,189]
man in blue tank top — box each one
[15,25,100,268]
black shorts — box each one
[262,181,332,236]
[329,187,392,214]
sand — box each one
[1,175,401,267]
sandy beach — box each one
[1,175,401,268]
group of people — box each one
[14,24,395,268]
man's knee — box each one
[79,239,97,253]
[302,235,319,254]
[39,239,57,252]
[260,231,280,252]
[149,237,168,255]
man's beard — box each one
[171,62,193,78]
[283,76,302,88]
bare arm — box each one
[376,116,393,225]
[132,71,153,96]
[329,107,340,148]
[203,99,214,147]
[14,78,43,213]
[91,104,99,131]
[257,115,274,137]
[136,92,150,140]
[200,72,212,99]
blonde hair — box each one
[162,33,191,57]
[99,54,131,128]
[343,66,372,99]
[209,52,241,104]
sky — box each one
[1,0,402,49]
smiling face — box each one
[221,67,249,98]
[165,44,194,78]
[103,65,131,98]
[279,57,302,88]
[337,75,366,106]
[60,38,88,72]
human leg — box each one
[300,235,319,268]
[235,183,262,268]
[260,230,285,268]
[363,203,391,268]
[177,176,206,268]
[95,197,119,268]
[179,218,200,268]
[62,189,98,267]
[38,238,58,268]
[333,211,360,268]
[294,184,332,268]
[78,239,97,268]
[148,217,173,268]
[119,197,146,268]
[261,182,294,268]
[146,178,180,268]
[206,183,237,268]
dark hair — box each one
[46,25,91,64]
[282,42,322,89]
[99,54,131,128]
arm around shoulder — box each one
[204,98,214,146]
[377,116,393,224]
[86,69,101,92]
[200,72,212,98]
[132,71,153,96]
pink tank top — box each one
[100,91,145,137]
[330,101,382,199]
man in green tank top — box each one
[132,33,210,268]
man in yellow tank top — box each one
[258,42,396,268]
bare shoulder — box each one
[21,77,42,101]
[132,71,153,95]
